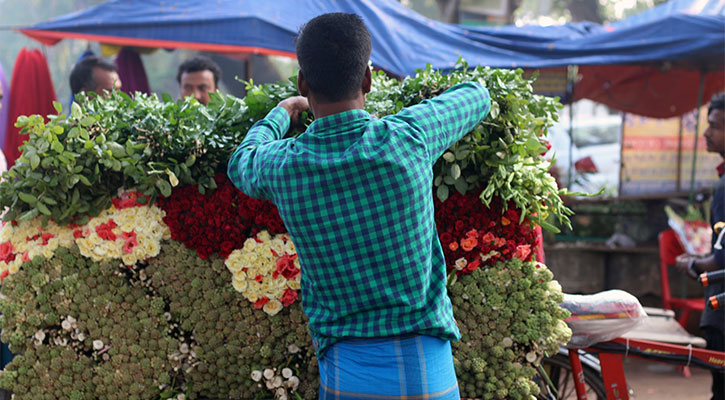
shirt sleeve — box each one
[227,106,290,200]
[384,81,491,164]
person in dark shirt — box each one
[677,92,725,400]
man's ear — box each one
[361,66,372,95]
[298,70,309,98]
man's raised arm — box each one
[386,81,491,163]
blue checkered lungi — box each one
[318,334,460,400]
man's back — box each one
[229,82,490,357]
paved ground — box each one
[623,356,714,399]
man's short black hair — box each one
[176,56,222,87]
[69,56,117,94]
[295,13,372,102]
[708,92,725,115]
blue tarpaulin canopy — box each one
[18,0,725,116]
[21,0,724,74]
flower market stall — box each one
[0,61,572,399]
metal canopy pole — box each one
[567,65,576,190]
[688,70,706,205]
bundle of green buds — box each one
[0,247,182,400]
[143,241,319,399]
[449,258,571,399]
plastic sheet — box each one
[561,290,647,348]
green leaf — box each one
[52,125,64,134]
[36,202,51,216]
[107,142,126,158]
[184,154,196,167]
[436,184,449,202]
[489,101,500,119]
[161,93,173,103]
[78,175,91,186]
[71,102,82,120]
[51,140,64,153]
[30,154,40,169]
[15,115,30,127]
[537,219,561,233]
[450,163,461,180]
[454,178,468,195]
[80,116,96,127]
[155,179,172,197]
[17,209,39,222]
[18,192,38,205]
[525,136,541,151]
[52,101,63,114]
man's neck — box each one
[310,95,365,119]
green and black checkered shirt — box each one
[228,82,491,358]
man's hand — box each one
[675,254,699,280]
[278,96,309,126]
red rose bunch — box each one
[434,191,537,274]
[158,174,286,260]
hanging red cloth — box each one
[3,48,57,167]
[114,47,151,96]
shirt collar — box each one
[307,109,371,135]
[717,161,725,177]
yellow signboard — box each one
[620,106,721,196]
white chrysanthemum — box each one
[251,370,262,382]
[285,376,299,391]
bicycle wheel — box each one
[535,353,607,400]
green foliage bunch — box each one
[0,80,300,226]
[448,258,571,399]
[366,60,568,231]
[0,60,570,231]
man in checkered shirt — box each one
[228,12,490,400]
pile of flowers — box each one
[0,191,170,277]
[0,64,572,400]
[158,174,285,260]
[435,192,538,274]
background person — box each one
[676,92,725,400]
[69,56,121,96]
[176,55,221,106]
[228,13,490,399]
